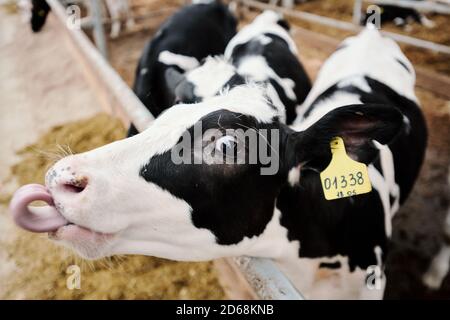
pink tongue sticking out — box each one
[9,184,68,233]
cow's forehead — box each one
[135,85,278,157]
[186,56,236,99]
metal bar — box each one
[364,0,450,14]
[80,7,178,27]
[241,0,366,31]
[382,29,450,54]
[239,0,450,54]
[353,0,363,25]
[281,0,294,9]
[233,257,304,300]
[90,0,108,59]
[214,259,259,299]
[290,26,450,99]
[80,16,93,29]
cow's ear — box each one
[284,104,406,171]
[164,67,185,93]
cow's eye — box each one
[215,136,237,156]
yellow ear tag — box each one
[320,137,372,200]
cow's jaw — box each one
[48,224,114,260]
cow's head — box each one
[10,85,405,261]
[165,56,245,105]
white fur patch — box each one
[186,56,237,99]
[224,10,298,58]
[368,165,393,237]
[237,55,296,101]
[140,68,148,75]
[296,27,417,116]
[104,0,135,38]
[293,91,362,131]
[258,34,273,46]
[158,50,200,71]
[373,140,400,217]
[420,16,436,28]
[423,245,450,289]
[337,75,372,93]
[288,166,300,186]
[184,56,289,123]
[394,17,405,26]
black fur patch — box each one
[31,0,50,32]
[319,261,342,269]
[221,73,247,91]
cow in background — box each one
[361,1,436,29]
[30,0,50,32]
[129,0,237,136]
[165,10,311,125]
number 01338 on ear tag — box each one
[320,137,372,200]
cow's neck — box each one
[241,203,378,299]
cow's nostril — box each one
[62,177,88,194]
[63,184,85,193]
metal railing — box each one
[48,0,154,131]
[239,0,450,55]
[89,0,108,59]
[233,257,304,299]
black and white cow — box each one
[165,10,311,125]
[361,2,435,28]
[129,0,237,136]
[9,28,426,299]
